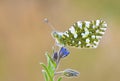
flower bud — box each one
[52,52,58,62]
[63,69,80,77]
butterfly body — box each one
[52,19,107,48]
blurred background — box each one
[0,0,120,81]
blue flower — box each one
[52,47,70,63]
[59,47,70,58]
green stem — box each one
[40,63,53,81]
[54,71,64,75]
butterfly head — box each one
[51,31,65,46]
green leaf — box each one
[46,53,57,68]
[42,70,48,81]
[45,52,57,77]
[40,63,53,81]
[57,77,62,81]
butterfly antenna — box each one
[44,18,56,31]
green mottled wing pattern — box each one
[52,19,107,48]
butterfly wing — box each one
[52,19,107,48]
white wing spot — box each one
[84,28,89,35]
[86,38,90,43]
[64,32,69,37]
[100,28,107,31]
[69,26,78,38]
[72,40,75,43]
[86,43,91,46]
[103,21,107,27]
[77,21,82,29]
[81,28,89,38]
[81,33,85,38]
[78,41,81,44]
[99,32,105,35]
[93,45,97,48]
[96,36,102,39]
[92,25,96,28]
[96,20,100,26]
[94,41,99,45]
[58,32,64,36]
[85,21,90,28]
[74,33,78,38]
[91,35,95,39]
[96,30,100,33]
[69,26,75,34]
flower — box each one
[52,47,70,63]
[52,52,58,62]
[63,69,80,77]
[59,47,70,58]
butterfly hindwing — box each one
[52,19,107,48]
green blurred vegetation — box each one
[0,0,120,81]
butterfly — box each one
[44,18,107,48]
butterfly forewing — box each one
[52,19,107,48]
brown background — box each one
[0,0,120,81]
